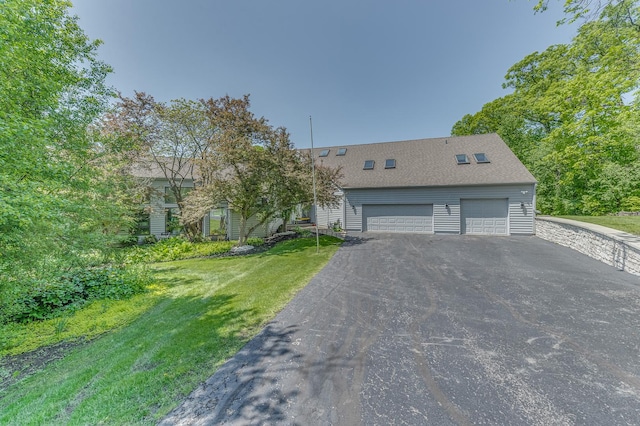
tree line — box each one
[452,0,640,215]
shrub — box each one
[294,226,313,238]
[122,237,236,263]
[144,234,158,244]
[1,266,150,324]
[246,237,264,246]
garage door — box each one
[461,199,508,235]
[363,204,433,233]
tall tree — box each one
[0,0,121,284]
[104,93,215,239]
[182,96,342,246]
[453,0,640,214]
[533,0,638,23]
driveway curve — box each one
[161,234,640,425]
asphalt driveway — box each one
[161,234,640,425]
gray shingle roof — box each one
[310,134,536,189]
[130,157,199,179]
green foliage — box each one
[122,237,238,263]
[558,215,640,235]
[581,162,640,214]
[532,0,629,23]
[174,95,342,246]
[104,93,215,241]
[0,236,341,424]
[0,0,145,314]
[1,266,150,324]
[246,237,265,246]
[453,1,640,215]
[294,226,314,238]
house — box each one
[310,134,537,235]
[132,161,281,241]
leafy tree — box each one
[453,0,640,214]
[582,161,640,213]
[104,93,215,239]
[0,0,124,289]
[533,0,637,23]
[182,96,342,246]
[451,95,547,169]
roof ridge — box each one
[309,133,498,150]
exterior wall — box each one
[312,192,345,229]
[202,214,210,237]
[343,184,536,235]
[148,179,169,236]
[227,210,283,241]
[536,217,640,276]
[146,178,202,237]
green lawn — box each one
[0,236,341,425]
[557,215,640,236]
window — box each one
[134,210,150,235]
[319,149,330,157]
[165,207,182,233]
[336,148,347,156]
[363,160,375,170]
[473,153,490,163]
[455,154,470,165]
[164,187,192,204]
[385,159,396,169]
[165,187,176,204]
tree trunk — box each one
[184,222,200,241]
[238,216,247,246]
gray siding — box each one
[312,192,345,229]
[149,210,166,236]
[148,179,168,236]
[228,211,283,241]
[146,178,204,237]
[344,184,535,235]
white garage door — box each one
[461,199,508,235]
[364,204,433,233]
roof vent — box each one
[455,154,470,165]
[363,160,375,170]
[336,148,347,156]
[473,153,490,163]
[319,149,330,157]
[385,159,396,169]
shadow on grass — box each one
[0,234,353,424]
[0,288,261,424]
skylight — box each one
[319,149,330,157]
[385,159,396,169]
[336,148,347,156]
[363,160,375,170]
[455,154,470,165]
[473,153,490,163]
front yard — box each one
[0,236,341,425]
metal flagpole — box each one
[309,116,320,253]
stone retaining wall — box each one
[536,217,640,276]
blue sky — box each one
[71,1,577,148]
